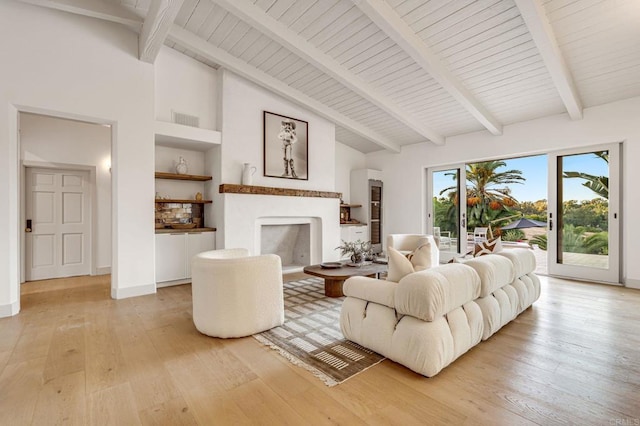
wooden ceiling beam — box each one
[514,0,583,120]
[167,25,401,153]
[354,0,503,136]
[210,0,444,146]
[139,0,184,64]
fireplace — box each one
[218,185,342,271]
[260,223,311,273]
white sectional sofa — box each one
[340,249,540,377]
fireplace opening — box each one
[260,223,311,273]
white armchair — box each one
[191,248,284,338]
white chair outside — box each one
[433,227,452,251]
[473,227,489,243]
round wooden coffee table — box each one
[303,262,387,297]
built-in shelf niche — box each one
[340,203,362,224]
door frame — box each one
[22,162,97,280]
[547,142,621,284]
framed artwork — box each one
[263,111,308,180]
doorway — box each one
[427,144,621,284]
[19,112,112,284]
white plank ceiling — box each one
[31,0,640,152]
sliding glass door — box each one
[428,165,467,261]
[547,144,620,283]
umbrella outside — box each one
[500,218,547,230]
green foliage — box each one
[523,228,607,255]
[530,234,547,250]
[433,196,458,238]
[584,232,609,255]
[501,229,525,242]
[562,151,609,199]
[562,199,608,231]
[559,224,585,253]
[335,239,373,260]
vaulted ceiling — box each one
[20,0,640,153]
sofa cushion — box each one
[343,276,396,309]
[495,248,536,277]
[387,242,435,282]
[463,254,515,298]
[395,264,480,321]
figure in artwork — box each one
[279,119,298,178]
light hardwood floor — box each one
[1,273,639,425]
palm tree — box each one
[562,151,608,199]
[440,161,525,228]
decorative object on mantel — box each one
[263,111,308,180]
[219,184,341,199]
[195,192,203,201]
[336,239,373,265]
[175,156,188,175]
[241,163,257,185]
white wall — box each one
[218,70,336,189]
[155,46,218,130]
[366,96,640,287]
[335,142,366,203]
[0,2,156,315]
[216,70,339,253]
[20,113,112,273]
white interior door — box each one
[547,144,620,283]
[427,164,467,262]
[25,168,91,280]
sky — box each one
[432,152,609,203]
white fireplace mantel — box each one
[220,189,341,265]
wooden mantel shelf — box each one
[219,184,341,199]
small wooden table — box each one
[303,262,388,297]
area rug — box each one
[254,277,385,386]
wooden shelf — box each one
[155,199,212,204]
[155,172,212,181]
[340,204,362,208]
[219,184,341,199]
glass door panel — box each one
[548,144,620,283]
[428,165,466,260]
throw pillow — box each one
[473,236,503,257]
[387,247,415,282]
[406,242,434,271]
[387,242,434,282]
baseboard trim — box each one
[624,278,640,289]
[95,267,111,275]
[0,300,20,318]
[111,283,156,299]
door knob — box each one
[25,219,32,233]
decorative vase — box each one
[350,252,364,264]
[195,192,203,201]
[175,156,188,175]
[242,163,257,185]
